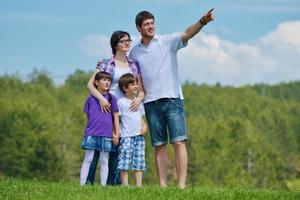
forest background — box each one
[0,70,299,190]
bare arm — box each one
[87,69,111,112]
[181,8,214,43]
[87,69,102,100]
[139,116,147,136]
[112,112,120,145]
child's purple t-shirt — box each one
[83,94,118,137]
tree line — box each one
[0,70,299,189]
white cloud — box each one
[261,21,300,47]
[78,34,111,58]
[178,20,300,86]
[79,20,300,86]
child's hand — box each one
[139,126,147,136]
[112,134,119,145]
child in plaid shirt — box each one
[117,73,147,187]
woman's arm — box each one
[87,69,111,112]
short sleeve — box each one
[96,60,105,71]
[111,94,119,113]
[139,103,145,117]
[163,33,188,52]
[117,99,123,115]
[83,97,90,114]
[129,51,140,73]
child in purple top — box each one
[80,71,119,186]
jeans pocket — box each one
[86,136,96,145]
[81,136,96,149]
[103,137,112,152]
[169,98,184,110]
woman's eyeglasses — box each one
[118,39,132,44]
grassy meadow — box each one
[0,179,299,200]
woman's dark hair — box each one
[110,31,131,55]
[118,73,136,94]
[94,71,112,88]
[135,10,155,28]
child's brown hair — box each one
[94,71,112,89]
[118,73,137,94]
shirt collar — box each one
[138,34,159,47]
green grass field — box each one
[0,179,299,200]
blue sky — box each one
[1,0,300,85]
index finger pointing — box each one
[208,8,214,14]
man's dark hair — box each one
[118,73,136,94]
[110,31,131,55]
[94,71,112,88]
[135,10,155,28]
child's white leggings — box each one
[80,150,109,186]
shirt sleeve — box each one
[129,50,141,73]
[96,60,105,71]
[117,99,122,115]
[163,33,188,52]
[139,103,145,117]
[83,97,90,114]
[111,94,119,113]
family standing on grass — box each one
[80,9,214,188]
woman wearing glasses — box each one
[84,31,145,185]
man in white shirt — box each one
[130,9,214,188]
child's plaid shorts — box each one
[118,135,146,171]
